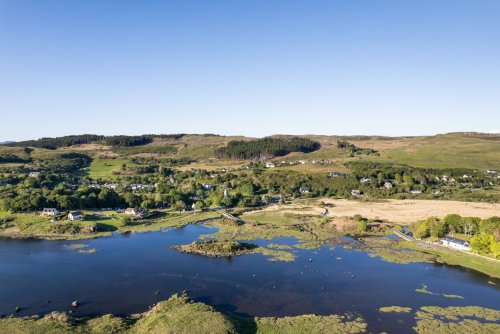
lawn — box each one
[87,158,138,179]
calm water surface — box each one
[0,225,498,333]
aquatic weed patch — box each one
[379,306,413,313]
[360,237,436,264]
[414,306,500,334]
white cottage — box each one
[41,208,59,216]
[68,211,84,221]
[441,237,470,251]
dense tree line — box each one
[6,135,105,149]
[4,134,187,149]
[103,136,153,147]
[0,154,30,163]
[348,161,476,179]
[215,137,320,160]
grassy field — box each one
[397,241,500,279]
[87,158,138,179]
[351,133,500,170]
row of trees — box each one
[215,137,320,160]
[3,134,187,149]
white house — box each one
[486,169,499,174]
[202,183,213,190]
[384,182,393,189]
[29,172,41,178]
[360,178,370,183]
[351,189,361,197]
[299,187,310,194]
[41,208,59,216]
[410,190,423,194]
[68,211,83,221]
[265,163,275,168]
[441,237,471,251]
[124,208,145,217]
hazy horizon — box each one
[1,0,499,141]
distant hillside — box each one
[1,132,499,170]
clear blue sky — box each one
[1,0,499,141]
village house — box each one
[298,160,308,165]
[360,178,370,183]
[351,189,361,197]
[329,172,340,177]
[384,182,393,189]
[124,208,145,217]
[410,190,423,194]
[486,169,499,174]
[29,172,41,178]
[41,208,59,216]
[68,211,84,221]
[265,162,275,168]
[130,184,154,191]
[202,183,213,190]
[299,187,310,194]
[441,237,471,251]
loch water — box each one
[0,225,498,332]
